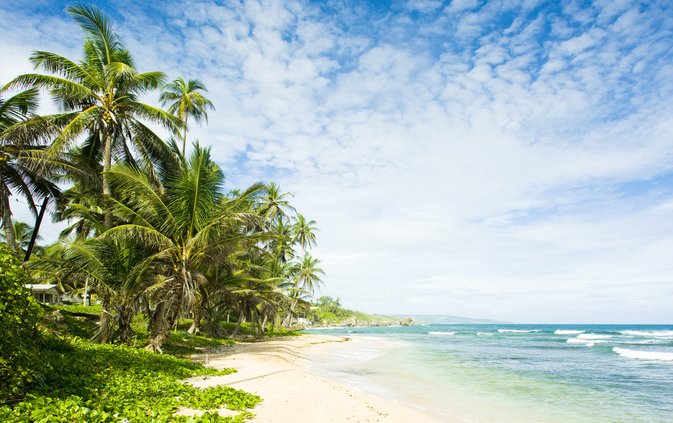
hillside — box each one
[306,297,407,327]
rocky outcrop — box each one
[399,317,414,326]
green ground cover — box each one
[0,337,260,422]
[1,248,261,422]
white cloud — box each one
[3,0,673,322]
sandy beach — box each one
[182,334,444,422]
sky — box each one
[2,0,673,323]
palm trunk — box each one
[96,292,113,344]
[188,306,202,335]
[181,115,188,157]
[166,296,182,331]
[102,130,113,229]
[188,290,207,335]
[260,313,269,334]
[230,307,246,338]
[118,303,134,344]
[282,298,298,328]
[146,300,170,353]
[274,314,282,331]
[1,196,19,255]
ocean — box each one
[304,324,673,422]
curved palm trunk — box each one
[187,308,201,335]
[282,297,298,328]
[260,312,269,334]
[188,292,206,335]
[146,300,170,353]
[1,195,19,254]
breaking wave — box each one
[554,330,585,335]
[613,347,673,361]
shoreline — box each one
[185,334,445,422]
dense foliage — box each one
[1,4,324,350]
[0,243,42,400]
[0,336,260,422]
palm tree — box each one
[293,254,324,296]
[5,5,180,228]
[0,221,38,253]
[160,78,214,156]
[270,218,296,263]
[259,183,295,222]
[292,214,318,253]
[105,143,264,350]
[30,237,152,343]
[0,87,59,254]
[283,254,324,327]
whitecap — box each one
[621,330,673,338]
[554,330,585,335]
[567,338,605,347]
[497,329,540,333]
[428,331,456,336]
[613,347,673,361]
[577,333,612,340]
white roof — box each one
[25,284,59,291]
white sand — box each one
[184,334,446,422]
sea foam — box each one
[429,331,456,336]
[554,330,585,335]
[567,338,605,347]
[577,333,612,340]
[613,347,673,361]
[621,330,673,338]
[497,329,540,333]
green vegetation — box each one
[1,247,260,421]
[0,4,327,421]
[0,244,42,399]
[0,337,259,422]
[307,296,398,327]
[1,4,324,349]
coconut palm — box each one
[32,237,153,343]
[5,5,180,228]
[259,183,295,222]
[293,254,324,296]
[0,87,59,254]
[292,214,318,253]
[282,254,324,326]
[270,218,296,263]
[104,143,265,350]
[0,221,38,253]
[160,77,214,156]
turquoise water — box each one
[305,324,673,422]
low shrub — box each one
[0,243,43,400]
[0,336,260,422]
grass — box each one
[54,303,102,317]
[50,305,302,353]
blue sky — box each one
[2,0,673,323]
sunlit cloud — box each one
[2,0,673,322]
